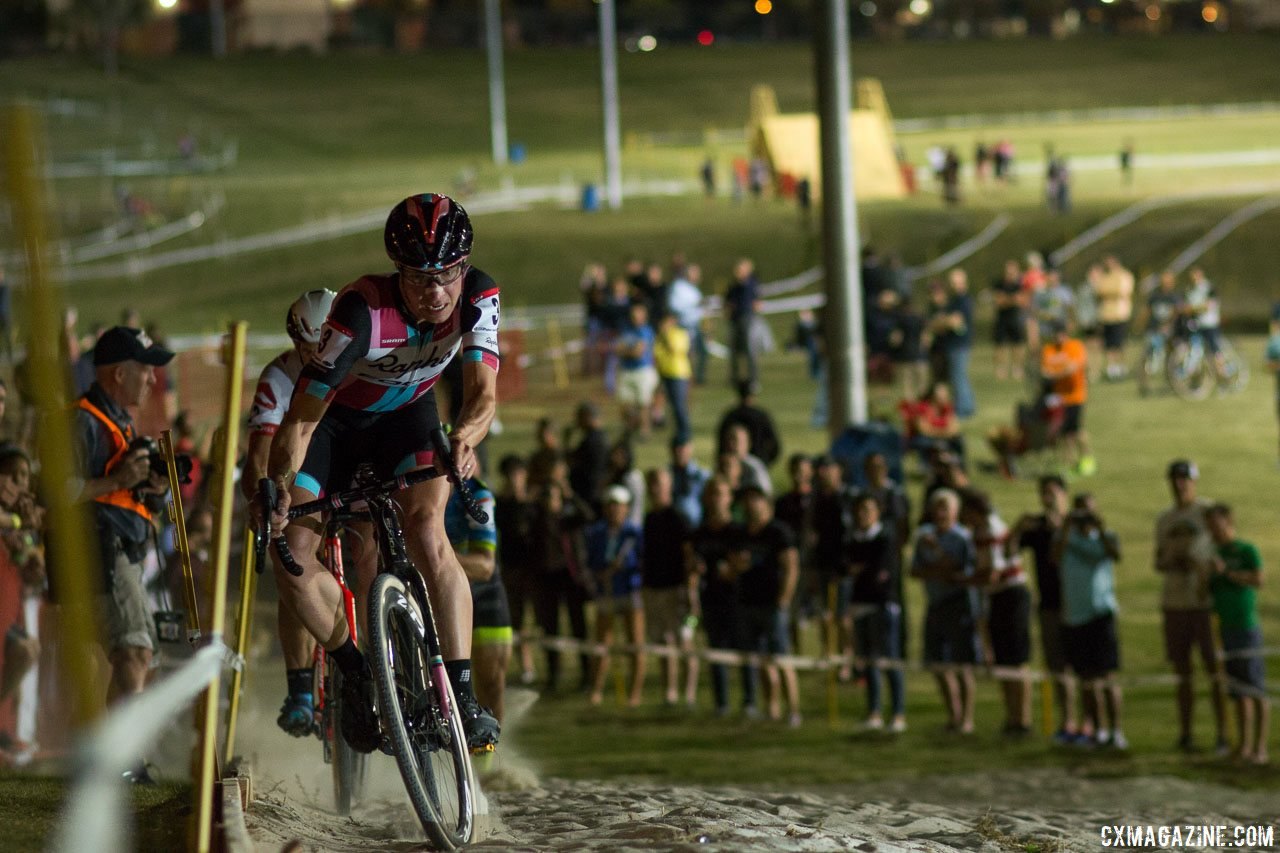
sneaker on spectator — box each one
[861,714,884,731]
[1050,728,1077,746]
[122,763,156,785]
[787,712,803,729]
[277,692,318,738]
[1109,732,1130,751]
[743,705,762,721]
[888,716,908,733]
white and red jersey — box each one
[247,348,305,437]
[297,268,500,413]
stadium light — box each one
[859,1,877,15]
[755,0,773,14]
[638,34,657,51]
[909,0,931,14]
[157,0,178,9]
[1201,2,1220,23]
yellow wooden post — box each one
[193,323,247,853]
[3,104,102,729]
[546,315,570,390]
[160,430,201,641]
[223,525,258,768]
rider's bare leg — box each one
[278,598,316,669]
[277,506,349,650]
[399,476,473,660]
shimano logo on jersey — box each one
[313,323,354,370]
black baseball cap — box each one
[1167,459,1199,480]
[93,326,175,367]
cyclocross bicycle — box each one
[259,428,489,850]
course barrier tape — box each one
[522,631,1278,703]
[894,101,1280,134]
[54,641,230,853]
[1049,180,1280,268]
[1139,195,1280,291]
[52,178,697,283]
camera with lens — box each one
[128,436,193,487]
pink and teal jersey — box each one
[297,268,500,412]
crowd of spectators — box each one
[0,243,1270,773]
[0,306,219,777]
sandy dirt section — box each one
[237,682,1277,852]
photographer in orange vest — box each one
[75,327,174,716]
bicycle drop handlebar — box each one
[255,427,489,577]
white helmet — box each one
[286,289,335,344]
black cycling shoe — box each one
[457,693,500,753]
[338,665,382,754]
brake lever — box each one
[257,477,303,576]
[429,427,490,525]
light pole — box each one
[815,0,867,431]
[597,0,623,209]
[483,0,509,166]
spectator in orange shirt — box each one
[1040,321,1095,476]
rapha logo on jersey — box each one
[369,349,455,378]
[313,323,354,370]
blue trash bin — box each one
[509,143,527,165]
[581,183,600,212]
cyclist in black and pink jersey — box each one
[242,288,335,737]
[260,193,501,754]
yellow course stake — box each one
[193,323,247,853]
[3,104,103,730]
[1040,676,1055,738]
[546,315,570,389]
[223,524,258,769]
[160,430,201,643]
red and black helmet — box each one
[384,193,473,271]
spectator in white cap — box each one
[584,484,645,706]
[1155,459,1227,754]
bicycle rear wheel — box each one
[368,573,476,850]
[327,663,369,816]
[1218,341,1249,394]
[1166,340,1212,400]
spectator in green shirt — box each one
[1206,504,1268,766]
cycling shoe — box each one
[338,666,382,754]
[457,693,500,753]
[277,692,318,738]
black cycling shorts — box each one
[472,567,512,631]
[296,391,440,497]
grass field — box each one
[4,34,1280,331]
[2,34,1280,831]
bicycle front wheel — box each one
[368,573,476,850]
[327,663,369,816]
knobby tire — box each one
[368,573,476,850]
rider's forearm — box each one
[267,417,318,484]
[452,370,497,451]
[242,433,271,500]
